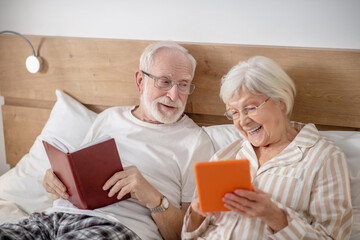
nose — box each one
[237,112,249,126]
[166,84,179,101]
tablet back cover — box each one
[194,159,252,212]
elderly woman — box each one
[182,56,353,239]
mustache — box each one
[156,96,183,108]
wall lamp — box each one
[0,30,42,74]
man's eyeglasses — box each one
[224,97,270,120]
[141,71,195,95]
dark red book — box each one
[42,137,130,210]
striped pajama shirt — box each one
[182,122,353,239]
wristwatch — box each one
[149,195,169,213]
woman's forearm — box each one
[186,207,206,232]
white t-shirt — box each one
[47,106,214,239]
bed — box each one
[0,35,359,239]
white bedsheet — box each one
[0,199,28,224]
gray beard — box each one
[142,83,185,124]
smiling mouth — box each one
[159,103,177,109]
[247,126,262,134]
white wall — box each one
[0,0,360,49]
[0,0,359,172]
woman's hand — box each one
[42,168,69,200]
[223,186,288,232]
[190,198,220,218]
[186,198,220,232]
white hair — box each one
[139,41,197,78]
[220,56,296,116]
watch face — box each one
[149,196,170,213]
[163,197,169,209]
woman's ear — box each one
[279,100,287,112]
[135,70,145,94]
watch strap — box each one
[149,195,169,213]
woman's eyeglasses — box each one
[224,97,270,120]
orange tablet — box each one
[194,159,253,212]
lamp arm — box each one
[0,30,41,73]
[0,30,36,56]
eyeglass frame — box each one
[224,97,271,120]
[141,70,195,95]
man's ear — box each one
[135,70,145,94]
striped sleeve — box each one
[181,206,212,239]
[271,147,353,239]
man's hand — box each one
[42,168,69,200]
[103,166,161,207]
[103,165,189,240]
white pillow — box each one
[203,124,360,240]
[319,131,360,240]
[0,90,97,214]
[202,124,243,152]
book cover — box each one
[43,137,130,210]
[194,159,253,212]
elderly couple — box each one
[0,41,353,239]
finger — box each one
[116,185,132,200]
[123,165,135,171]
[48,181,65,194]
[107,177,131,197]
[43,170,68,199]
[224,203,248,216]
[224,197,250,209]
[224,199,249,211]
[43,169,55,188]
[223,194,254,211]
[103,171,128,190]
[58,189,69,200]
[234,189,258,201]
[224,195,264,218]
[48,177,68,199]
[46,183,69,200]
[224,193,248,203]
[51,175,67,193]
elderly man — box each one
[0,42,214,240]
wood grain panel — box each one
[2,105,51,168]
[183,44,360,128]
[0,35,145,106]
[1,35,359,128]
[1,35,360,168]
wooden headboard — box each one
[1,35,360,168]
